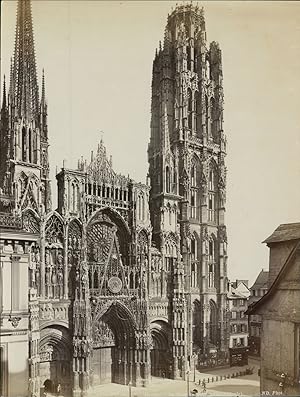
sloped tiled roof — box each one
[246,240,300,315]
[250,269,269,290]
[263,222,300,244]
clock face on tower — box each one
[107,276,123,294]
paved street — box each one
[87,358,261,397]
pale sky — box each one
[1,1,300,286]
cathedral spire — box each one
[11,0,39,121]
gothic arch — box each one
[39,325,72,394]
[209,299,218,347]
[86,208,129,263]
[44,212,64,246]
[150,320,171,377]
[87,206,130,238]
[192,299,203,352]
[22,208,40,233]
[190,154,202,185]
[93,301,137,350]
[137,192,145,222]
[208,234,217,288]
[44,210,65,227]
[67,217,83,236]
[137,229,148,254]
[207,159,219,183]
[190,232,200,288]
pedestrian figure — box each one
[56,383,62,396]
[202,379,206,393]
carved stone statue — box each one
[45,267,51,297]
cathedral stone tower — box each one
[148,4,229,361]
[0,0,51,215]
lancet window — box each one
[137,193,145,222]
[187,45,191,71]
[208,166,218,222]
[194,91,201,136]
[190,235,198,288]
[208,236,216,288]
[173,161,177,194]
[209,299,218,346]
[22,127,26,161]
[190,159,200,219]
[166,166,171,193]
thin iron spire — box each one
[11,0,39,120]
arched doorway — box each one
[92,301,136,386]
[39,326,72,396]
[150,320,171,378]
[192,300,203,353]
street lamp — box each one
[186,369,190,397]
[192,353,197,383]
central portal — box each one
[91,302,137,386]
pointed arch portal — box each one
[39,326,72,396]
[150,320,171,378]
[92,301,137,386]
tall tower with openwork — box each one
[148,3,229,360]
[0,0,51,215]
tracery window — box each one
[86,211,129,296]
[208,168,217,223]
[22,209,40,234]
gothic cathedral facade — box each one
[0,2,228,397]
